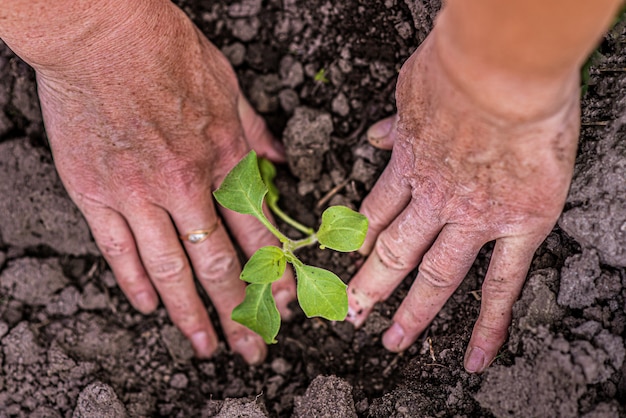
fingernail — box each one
[382,322,406,351]
[464,346,486,373]
[135,291,156,314]
[191,331,216,358]
[367,118,393,141]
[233,335,267,365]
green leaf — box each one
[294,263,347,320]
[317,206,368,252]
[232,283,280,344]
[240,246,286,284]
[259,158,279,207]
[213,151,267,218]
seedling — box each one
[213,151,368,344]
[314,68,329,84]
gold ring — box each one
[179,219,221,244]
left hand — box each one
[346,33,580,373]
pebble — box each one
[170,373,189,389]
[230,17,260,42]
[331,92,350,116]
[221,43,246,67]
[278,89,300,114]
[271,358,292,375]
[227,0,262,18]
[279,55,304,88]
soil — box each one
[0,1,625,417]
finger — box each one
[172,197,268,365]
[77,200,158,314]
[464,237,536,373]
[238,94,285,163]
[347,202,442,327]
[358,148,412,255]
[382,225,485,352]
[366,114,397,150]
[126,206,219,359]
[218,203,297,319]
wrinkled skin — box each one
[347,34,580,373]
[32,4,296,364]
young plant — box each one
[213,151,368,344]
[313,68,329,84]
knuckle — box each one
[418,256,456,290]
[145,254,188,284]
[195,252,238,285]
[99,238,134,259]
[373,236,408,271]
[475,317,509,344]
[481,276,511,299]
[396,305,430,330]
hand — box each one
[346,33,580,372]
[34,3,295,363]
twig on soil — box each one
[85,262,98,281]
[334,114,370,146]
[424,363,449,369]
[581,121,610,126]
[383,352,403,378]
[427,337,436,362]
[468,290,482,301]
[316,178,351,208]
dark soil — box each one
[1,1,625,417]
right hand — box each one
[25,2,296,364]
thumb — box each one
[238,95,286,163]
[367,115,397,150]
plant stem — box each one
[254,209,290,243]
[283,234,318,253]
[268,201,315,236]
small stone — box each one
[395,21,413,39]
[72,381,127,418]
[230,17,260,42]
[293,375,357,418]
[221,43,246,67]
[331,93,350,117]
[279,55,304,88]
[2,321,43,365]
[283,107,333,181]
[369,61,394,83]
[297,181,316,196]
[46,286,80,316]
[100,270,118,288]
[79,283,108,311]
[338,59,352,74]
[160,325,195,362]
[271,358,292,375]
[227,0,262,18]
[278,89,300,114]
[1,258,68,305]
[170,373,189,389]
